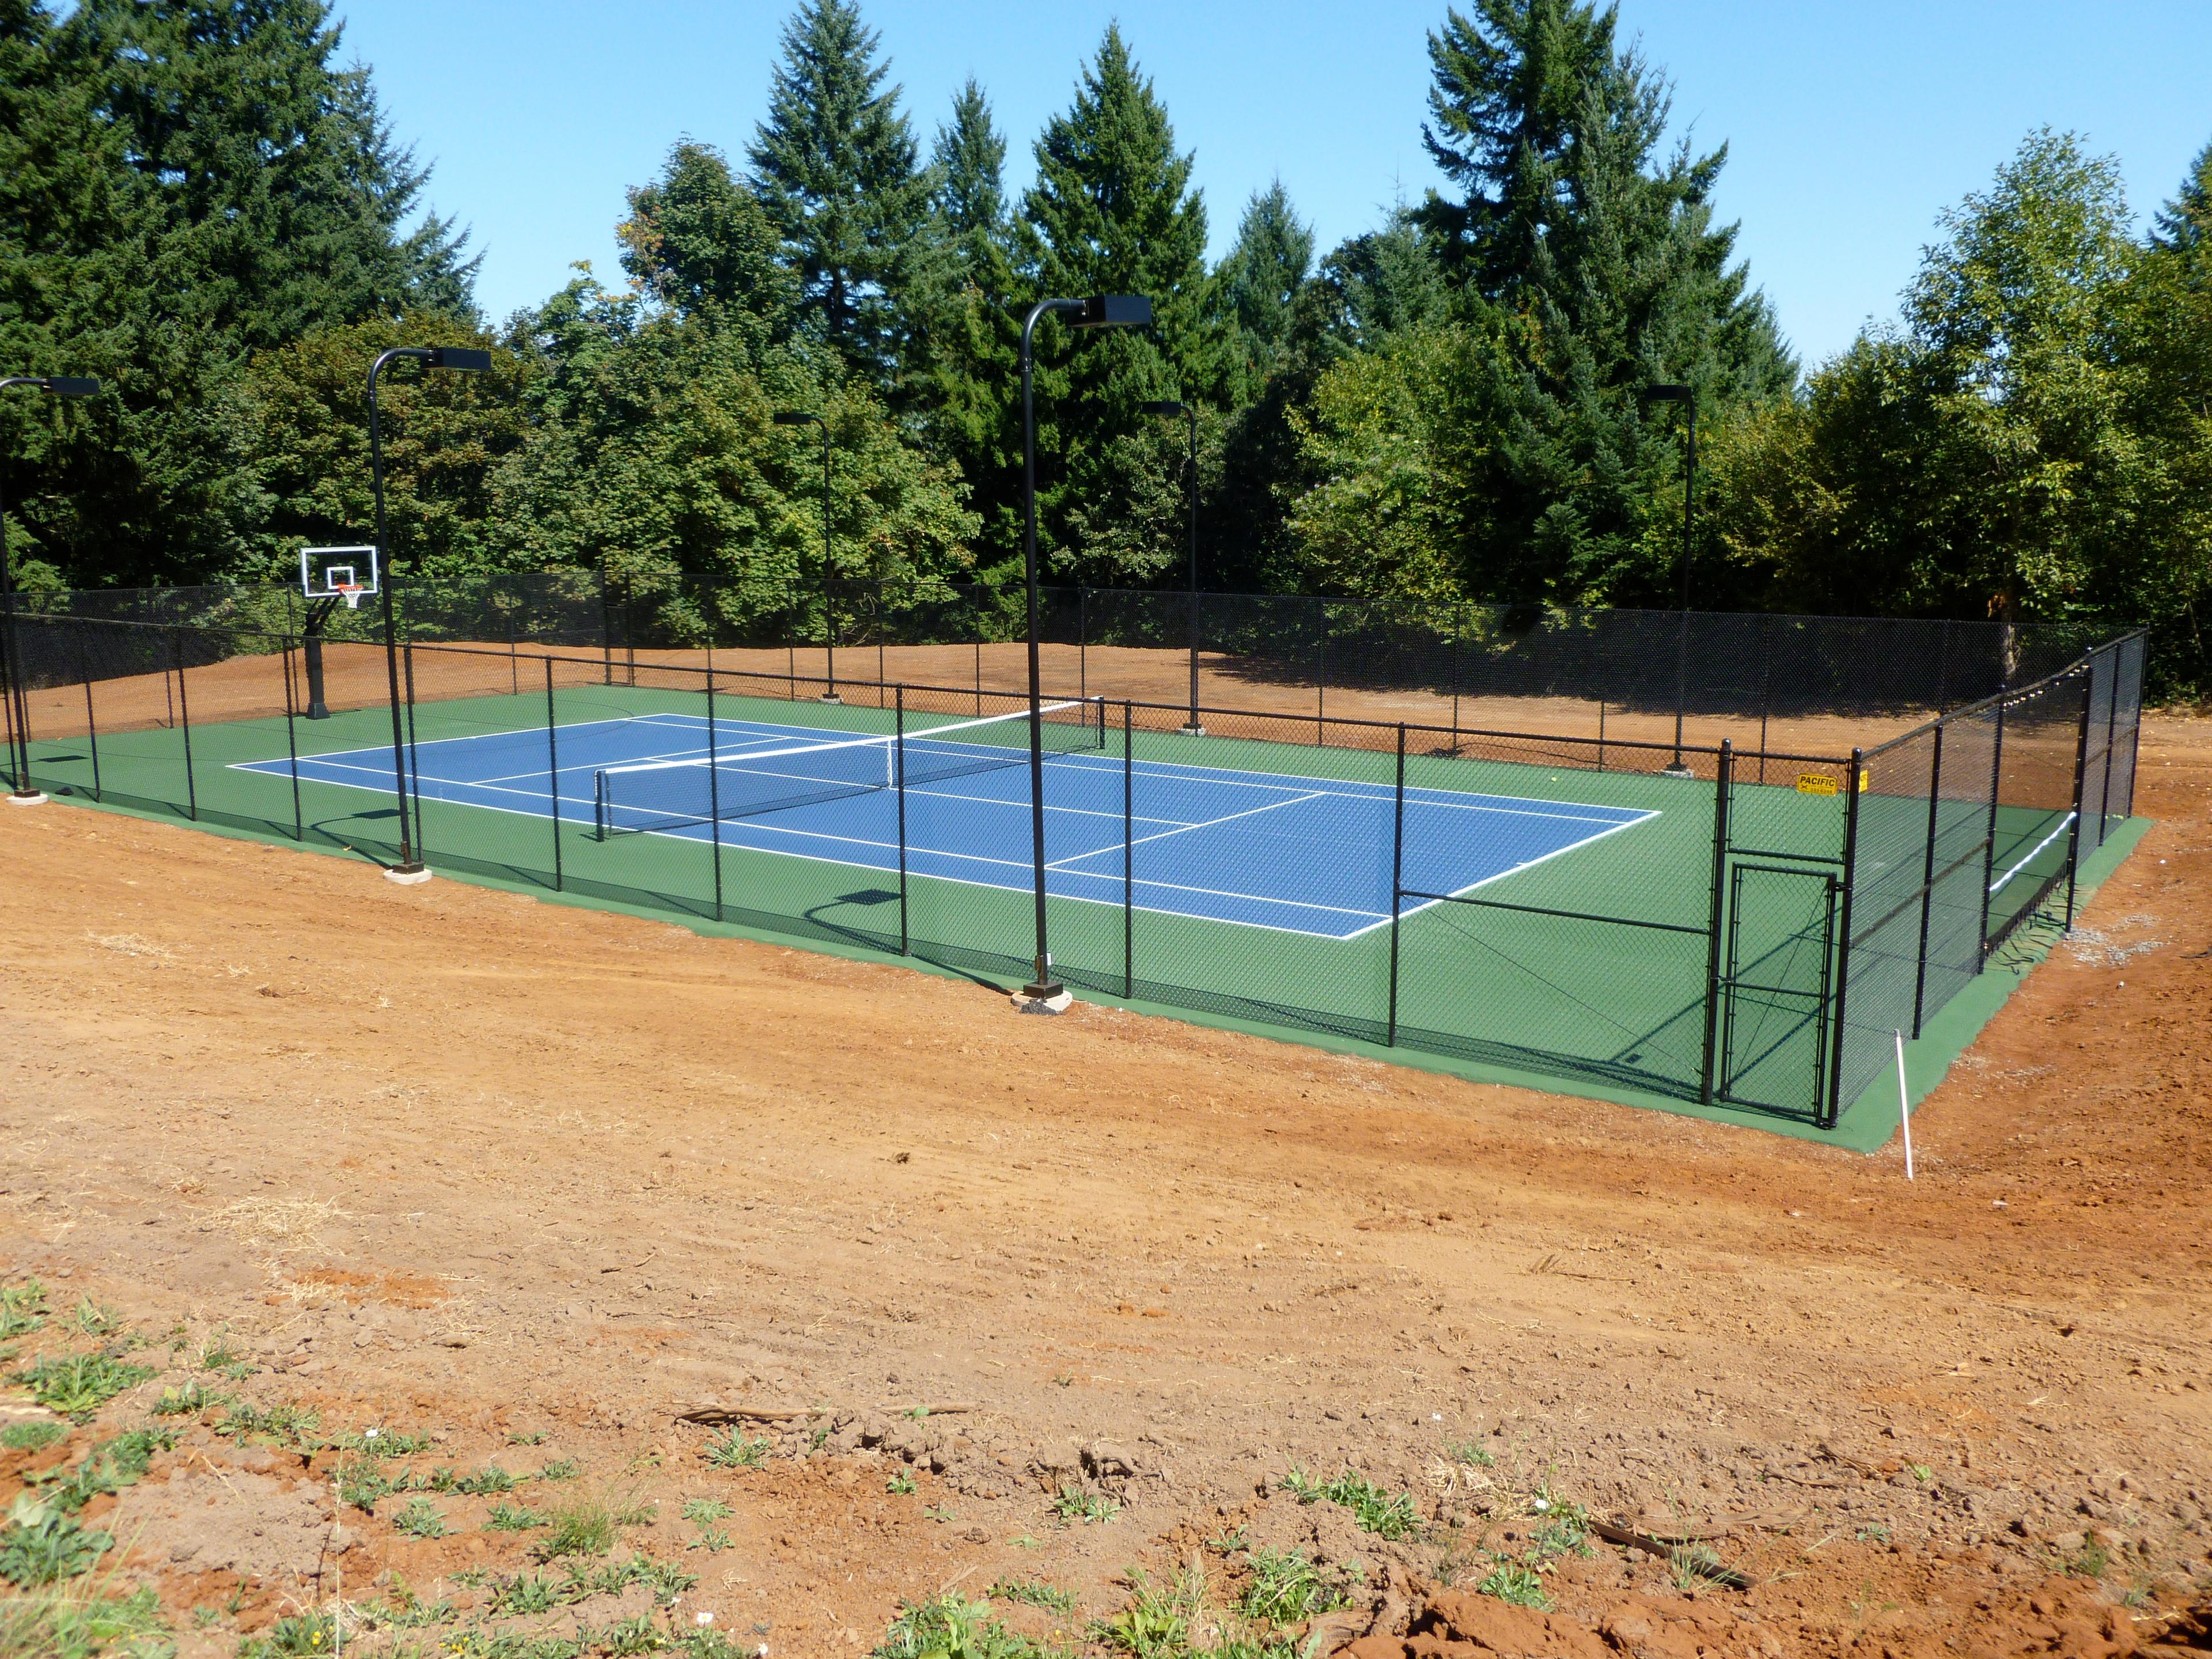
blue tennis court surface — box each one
[236,713,1659,939]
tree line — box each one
[3,0,2207,688]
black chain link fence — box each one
[1,580,2145,1132]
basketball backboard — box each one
[300,546,379,608]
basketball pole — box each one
[365,346,488,884]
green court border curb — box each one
[33,787,2150,1149]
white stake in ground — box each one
[1894,1029,1914,1181]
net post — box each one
[1123,700,1134,1000]
[2062,664,2093,931]
[79,631,102,803]
[706,672,724,921]
[175,626,198,821]
[544,655,564,891]
[1387,723,1406,1048]
[1699,740,1732,1104]
[895,685,909,956]
[1978,692,2006,963]
[1910,720,1945,1037]
[1825,747,1865,1129]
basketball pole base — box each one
[7,790,49,807]
[384,864,433,886]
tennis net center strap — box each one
[590,698,1104,839]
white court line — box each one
[234,718,1665,941]
[240,741,1406,933]
[1046,790,1329,866]
[1988,811,2077,894]
[1335,807,1662,940]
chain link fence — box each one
[1,585,2145,1131]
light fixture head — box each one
[1075,295,1153,329]
[44,376,101,397]
[1139,400,1186,417]
[423,347,491,372]
[1642,382,1693,403]
[772,411,816,427]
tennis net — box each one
[591,699,1106,839]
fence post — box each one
[1978,693,2007,962]
[2062,666,2094,931]
[79,633,102,802]
[707,673,724,923]
[403,642,426,862]
[1316,606,1328,746]
[282,636,303,840]
[544,656,563,892]
[1699,741,1732,1104]
[1449,604,1463,743]
[175,627,198,821]
[895,686,909,956]
[1824,747,1865,1128]
[1387,723,1407,1047]
[1910,722,1945,1037]
[2097,646,2120,840]
[1123,700,1134,999]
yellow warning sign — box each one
[1796,772,1839,796]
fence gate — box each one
[1717,862,1838,1119]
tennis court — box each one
[235,704,1660,939]
[9,611,2146,1135]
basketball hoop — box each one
[335,584,365,610]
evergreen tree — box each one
[746,0,931,381]
[0,0,479,587]
[904,80,1026,574]
[1215,180,1315,406]
[1284,0,1793,604]
[1019,25,1218,582]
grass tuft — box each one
[393,1497,448,1540]
[1280,1468,1418,1539]
[8,1354,156,1423]
[702,1430,767,1471]
[1050,1484,1119,1525]
[485,1501,549,1532]
[873,1594,1042,1659]
[1,1420,66,1453]
[0,1281,50,1342]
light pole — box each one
[0,374,100,804]
[1018,295,1153,1003]
[1643,382,1697,775]
[774,411,839,702]
[368,345,490,881]
[1139,399,1203,735]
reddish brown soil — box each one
[2,714,2208,1657]
[25,639,1914,763]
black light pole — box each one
[774,411,838,702]
[1643,382,1697,775]
[1139,399,1203,734]
[368,345,490,881]
[1018,294,1153,1002]
[0,374,100,804]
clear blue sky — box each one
[338,0,2212,369]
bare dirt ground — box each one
[27,639,1912,764]
[2,715,2209,1658]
